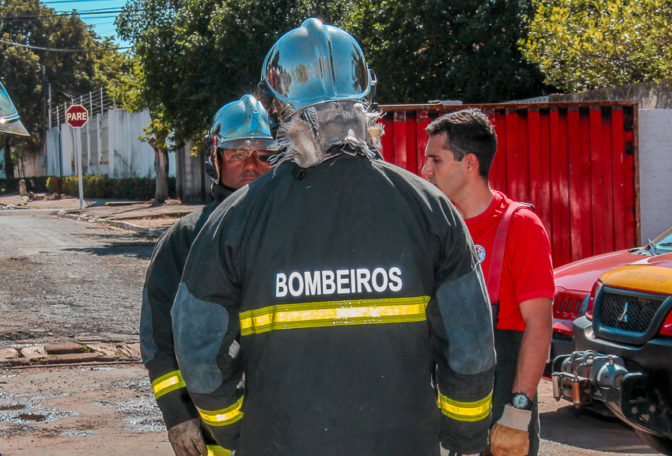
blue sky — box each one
[45,0,130,47]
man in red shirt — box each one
[422,109,554,456]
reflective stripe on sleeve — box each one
[437,390,492,422]
[239,296,430,336]
[198,396,244,427]
[151,370,186,400]
[206,444,231,456]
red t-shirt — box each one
[464,191,555,331]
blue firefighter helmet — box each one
[209,94,275,151]
[205,94,276,182]
[261,18,373,121]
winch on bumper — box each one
[552,350,628,407]
[552,345,672,438]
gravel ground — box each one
[0,216,155,344]
[0,210,661,455]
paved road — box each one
[0,212,97,259]
[0,210,661,455]
[0,211,155,342]
[535,380,656,455]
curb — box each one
[0,203,25,210]
[56,210,165,237]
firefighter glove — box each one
[490,404,531,456]
[167,417,208,456]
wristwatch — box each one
[511,392,533,410]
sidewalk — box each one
[0,193,205,236]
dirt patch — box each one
[0,229,154,344]
[0,364,171,455]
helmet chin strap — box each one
[301,108,321,146]
[211,135,222,184]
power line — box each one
[4,7,126,13]
[43,0,122,3]
[0,38,130,52]
[1,9,126,19]
[0,6,147,21]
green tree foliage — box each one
[116,0,347,143]
[107,56,176,202]
[523,0,672,92]
[344,0,548,103]
[0,0,126,175]
[116,0,549,144]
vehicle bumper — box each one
[551,317,672,437]
[573,316,672,371]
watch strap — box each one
[511,391,532,410]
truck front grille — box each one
[599,292,665,333]
[553,290,585,320]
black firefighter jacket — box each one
[140,184,233,429]
[172,152,496,456]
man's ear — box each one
[464,153,478,173]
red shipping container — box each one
[378,102,638,267]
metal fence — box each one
[47,109,160,179]
[51,87,116,129]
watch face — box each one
[512,393,531,409]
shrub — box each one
[0,178,19,193]
[0,177,49,194]
[46,176,61,193]
[62,176,79,196]
[2,175,177,201]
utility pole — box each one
[42,65,47,131]
[42,65,48,165]
[3,136,13,178]
[48,83,52,130]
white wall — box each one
[59,123,77,176]
[639,109,672,241]
[45,109,176,179]
[45,128,61,176]
[107,109,154,178]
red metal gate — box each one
[378,102,638,267]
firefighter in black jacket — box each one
[140,94,276,456]
[172,18,496,456]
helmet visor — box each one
[220,148,275,163]
[0,116,29,136]
[0,82,29,136]
[217,138,277,152]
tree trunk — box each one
[3,136,14,178]
[150,140,169,204]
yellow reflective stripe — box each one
[437,391,492,422]
[151,370,186,400]
[206,444,231,456]
[198,396,244,427]
[239,296,430,336]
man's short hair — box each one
[426,109,497,179]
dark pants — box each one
[491,329,539,456]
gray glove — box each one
[167,417,208,456]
